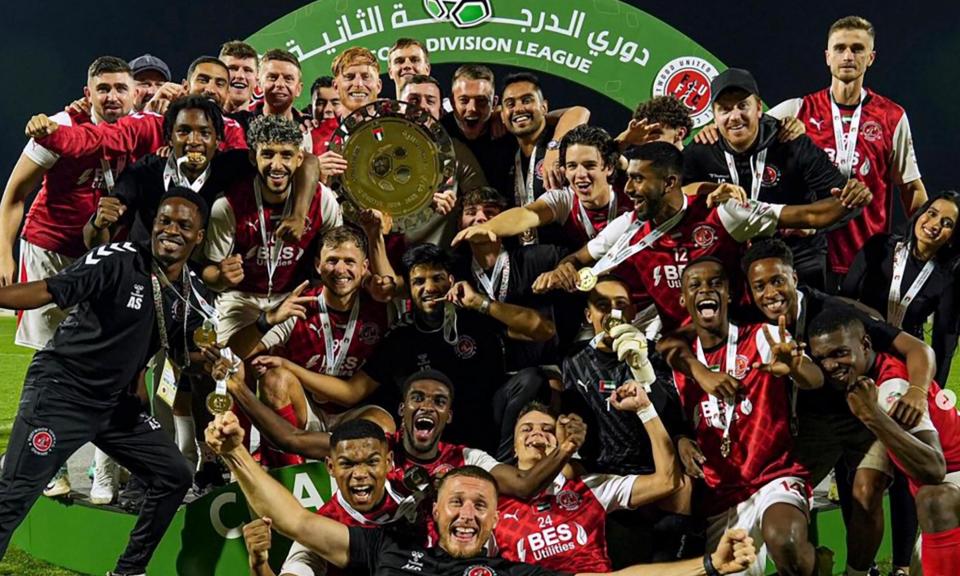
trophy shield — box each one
[329,100,457,232]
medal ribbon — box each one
[724,149,768,201]
[150,263,191,361]
[887,241,935,329]
[254,179,293,295]
[830,88,867,177]
[318,291,361,376]
[589,195,688,277]
[695,323,740,454]
[576,193,617,240]
[472,249,510,302]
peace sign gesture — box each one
[752,315,806,377]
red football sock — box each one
[260,404,304,468]
[921,525,960,576]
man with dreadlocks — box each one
[203,114,341,356]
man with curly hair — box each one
[616,96,694,151]
[203,114,341,355]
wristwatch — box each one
[546,139,561,151]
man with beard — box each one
[232,226,393,465]
[532,142,870,335]
[26,56,248,160]
[670,257,823,576]
[387,38,431,97]
[129,54,171,112]
[0,191,212,576]
[681,68,855,290]
[1,56,137,498]
[229,50,311,140]
[281,243,556,455]
[739,239,936,575]
[807,309,960,576]
[219,41,259,114]
[442,66,589,199]
[206,410,759,576]
[500,73,590,245]
[203,115,340,355]
[240,418,417,576]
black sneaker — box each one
[117,476,147,513]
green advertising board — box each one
[12,462,332,575]
[246,0,727,127]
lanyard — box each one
[514,146,538,207]
[888,241,935,329]
[472,249,510,302]
[830,88,867,178]
[695,323,740,457]
[254,179,293,295]
[576,193,617,240]
[590,195,687,276]
[163,155,210,192]
[442,302,458,345]
[724,148,768,201]
[318,291,361,376]
[150,263,191,360]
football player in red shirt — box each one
[496,394,683,573]
[807,308,960,576]
[671,257,822,576]
[768,16,927,287]
[241,418,416,576]
[219,41,259,114]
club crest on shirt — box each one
[535,158,545,181]
[28,427,56,456]
[359,323,381,345]
[692,225,717,248]
[761,164,781,187]
[733,354,750,380]
[464,566,495,576]
[556,489,582,511]
[433,463,455,478]
[454,335,477,359]
[861,120,883,143]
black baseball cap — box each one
[710,68,760,103]
[129,54,171,82]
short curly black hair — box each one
[400,243,452,281]
[559,124,618,169]
[741,238,795,274]
[246,114,304,149]
[162,95,225,143]
[632,96,693,135]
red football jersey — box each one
[775,89,921,273]
[591,195,781,333]
[870,352,960,495]
[495,473,634,572]
[211,181,339,295]
[386,431,501,486]
[21,111,126,257]
[672,323,806,515]
[36,110,248,165]
[276,286,387,377]
[310,116,340,156]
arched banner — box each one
[246,0,726,127]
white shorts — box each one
[214,290,288,344]
[707,476,809,576]
[16,240,74,349]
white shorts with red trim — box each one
[706,476,809,576]
[16,240,74,350]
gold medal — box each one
[192,319,217,348]
[720,436,732,459]
[576,268,598,292]
[186,151,205,164]
[206,391,234,415]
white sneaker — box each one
[90,453,118,505]
[43,466,72,498]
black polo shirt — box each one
[348,525,569,576]
[441,114,518,200]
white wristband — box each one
[636,403,659,424]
